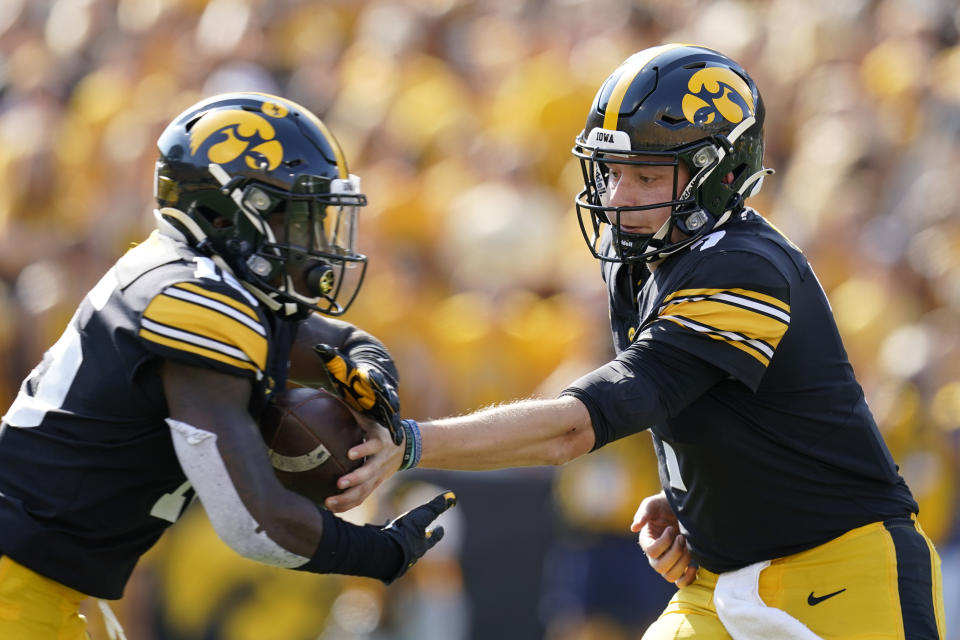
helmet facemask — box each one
[574,115,770,264]
[575,146,694,263]
[217,171,368,318]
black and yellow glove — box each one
[314,343,404,445]
[302,490,457,583]
[383,491,457,581]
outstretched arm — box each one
[334,335,723,510]
[419,395,595,470]
[329,395,595,511]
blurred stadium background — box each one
[1,0,959,638]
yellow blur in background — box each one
[1,0,960,639]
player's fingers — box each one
[402,491,456,529]
[631,493,668,530]
[676,564,698,588]
[662,561,687,583]
[648,533,685,576]
[631,512,651,533]
[324,492,352,512]
[631,502,650,532]
[641,525,675,558]
[337,462,372,490]
[339,444,395,489]
[631,503,648,532]
[326,469,384,511]
[325,493,349,512]
[325,481,375,512]
[397,492,455,528]
[424,526,445,548]
[647,538,682,573]
[655,534,690,582]
[418,491,458,521]
[346,438,381,461]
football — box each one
[258,387,365,504]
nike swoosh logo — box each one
[807,588,846,605]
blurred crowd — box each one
[1,0,959,638]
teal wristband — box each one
[399,419,422,471]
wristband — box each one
[399,419,422,471]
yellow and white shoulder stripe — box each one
[657,288,790,365]
[140,282,268,375]
[165,282,266,336]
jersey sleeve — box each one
[138,280,269,380]
[638,251,791,391]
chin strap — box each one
[241,273,331,318]
[647,216,673,249]
[240,281,300,317]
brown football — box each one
[259,387,365,504]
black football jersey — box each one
[0,231,296,598]
[602,211,918,572]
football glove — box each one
[382,491,457,582]
[313,343,404,445]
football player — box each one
[341,45,945,638]
[0,93,455,640]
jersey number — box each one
[4,325,83,427]
[662,441,688,492]
[150,480,195,523]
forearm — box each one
[419,395,594,470]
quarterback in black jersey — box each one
[0,93,454,640]
[338,45,945,638]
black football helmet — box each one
[573,44,773,263]
[154,92,367,317]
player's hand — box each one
[325,413,403,513]
[382,491,457,582]
[631,492,697,587]
[313,344,403,445]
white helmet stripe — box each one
[726,115,756,145]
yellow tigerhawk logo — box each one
[189,102,289,170]
[681,67,755,126]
